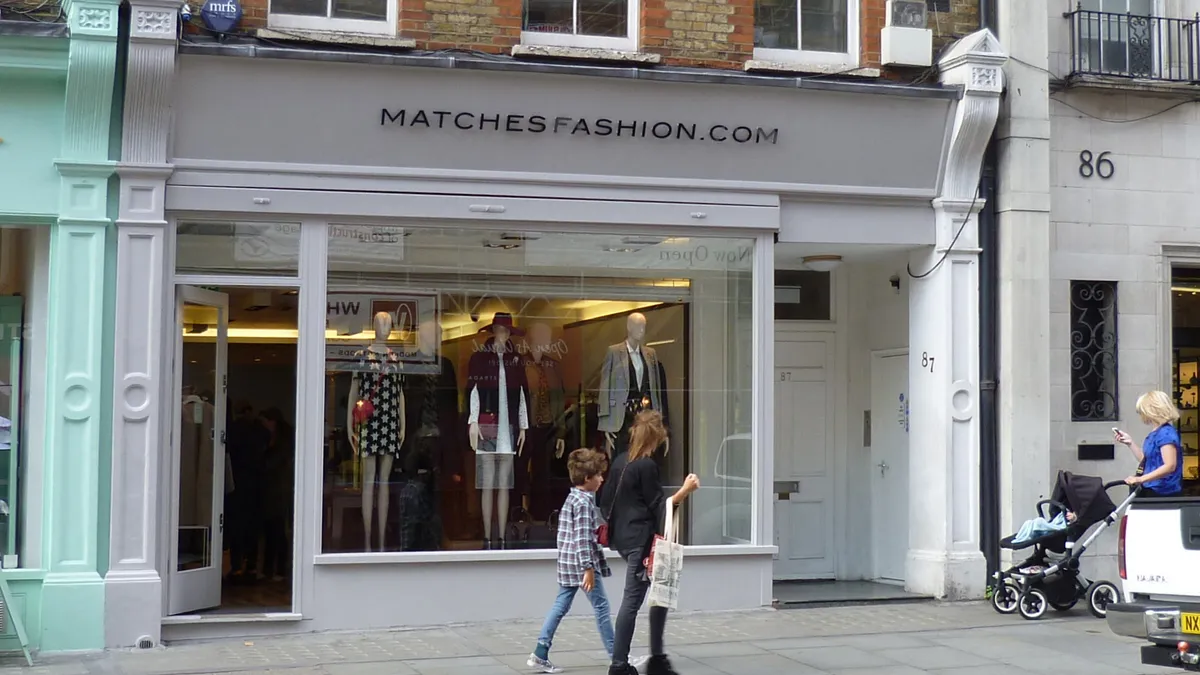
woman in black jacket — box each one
[600,410,699,675]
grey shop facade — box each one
[104,20,1003,647]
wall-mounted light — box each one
[802,255,843,273]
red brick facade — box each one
[210,0,979,73]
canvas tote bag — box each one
[646,496,684,609]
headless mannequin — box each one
[606,312,669,456]
[347,312,406,551]
[468,323,527,546]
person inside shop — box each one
[226,401,269,580]
[600,409,699,675]
[1115,390,1184,497]
[259,407,294,581]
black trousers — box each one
[611,549,667,665]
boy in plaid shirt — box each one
[527,448,614,673]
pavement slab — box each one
[0,601,1182,675]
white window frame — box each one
[521,0,638,51]
[268,0,398,37]
[752,0,859,68]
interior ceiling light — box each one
[483,241,521,250]
[604,246,641,253]
[500,233,540,241]
[802,254,843,273]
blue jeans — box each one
[536,582,615,657]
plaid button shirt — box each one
[556,488,612,587]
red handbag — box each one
[596,523,609,547]
[352,373,382,425]
[352,398,375,424]
[478,412,499,439]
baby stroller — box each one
[990,471,1139,621]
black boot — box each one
[607,663,639,675]
[644,655,679,675]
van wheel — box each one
[990,579,1019,614]
[1087,581,1119,619]
[1018,588,1048,620]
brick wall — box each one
[192,0,983,75]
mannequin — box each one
[347,311,405,552]
[466,312,529,549]
[398,318,458,551]
[523,322,567,521]
[598,312,669,457]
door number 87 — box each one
[921,352,935,373]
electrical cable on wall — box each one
[907,153,986,280]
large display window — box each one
[319,225,755,553]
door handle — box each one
[878,461,889,477]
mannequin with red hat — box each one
[466,312,530,549]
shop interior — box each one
[0,228,30,566]
[177,286,298,614]
[320,291,689,553]
[1169,266,1200,495]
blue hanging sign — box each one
[200,0,241,34]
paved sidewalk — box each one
[0,602,1177,675]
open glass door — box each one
[169,286,228,615]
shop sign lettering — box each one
[524,235,753,272]
[380,109,780,146]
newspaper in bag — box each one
[646,496,683,609]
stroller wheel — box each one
[1018,588,1048,620]
[990,579,1020,614]
[1086,581,1119,619]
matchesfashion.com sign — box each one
[380,109,781,146]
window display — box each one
[320,225,755,553]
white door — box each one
[870,350,909,582]
[773,332,835,580]
[168,286,229,615]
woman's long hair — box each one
[627,409,668,462]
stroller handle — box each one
[1103,479,1142,492]
[1036,498,1069,520]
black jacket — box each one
[600,452,666,559]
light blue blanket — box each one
[1012,512,1068,545]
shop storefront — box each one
[0,0,120,654]
[107,9,1005,647]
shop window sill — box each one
[256,28,416,49]
[511,44,662,65]
[744,60,881,78]
[314,545,776,566]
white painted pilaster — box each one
[105,0,178,649]
[906,30,1006,600]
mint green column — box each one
[39,0,119,652]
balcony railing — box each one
[1065,6,1200,83]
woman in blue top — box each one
[1115,390,1183,497]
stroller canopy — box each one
[1050,471,1117,529]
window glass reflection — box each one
[321,226,754,552]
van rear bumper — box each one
[1108,601,1200,642]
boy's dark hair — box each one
[568,448,606,486]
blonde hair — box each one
[627,410,668,462]
[1135,390,1181,426]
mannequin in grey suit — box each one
[598,312,670,456]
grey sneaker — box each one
[527,653,563,674]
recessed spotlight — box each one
[483,241,521,250]
[604,246,641,253]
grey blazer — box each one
[597,342,663,433]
